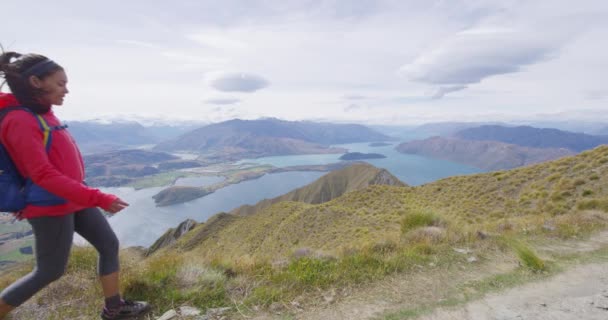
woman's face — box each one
[35,69,69,106]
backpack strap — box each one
[0,106,68,212]
[33,114,54,152]
[0,106,26,127]
[33,114,68,152]
[0,106,68,153]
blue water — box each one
[239,142,481,186]
[102,171,324,247]
[98,142,482,248]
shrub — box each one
[370,241,398,255]
[577,199,608,212]
[505,239,545,272]
[176,264,226,288]
[122,254,229,310]
[573,164,587,172]
[284,257,337,287]
[337,253,388,283]
[246,286,284,306]
[401,210,442,234]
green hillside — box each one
[146,163,405,255]
[230,163,405,216]
[2,146,607,319]
[155,146,607,262]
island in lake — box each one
[339,152,387,160]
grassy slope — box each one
[1,146,607,319]
[230,163,405,216]
[163,146,608,262]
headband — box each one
[21,59,60,78]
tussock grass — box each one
[577,198,608,212]
[242,243,442,307]
[400,210,443,233]
[501,238,546,272]
[121,253,229,311]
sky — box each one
[1,0,607,125]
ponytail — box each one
[0,48,63,113]
[0,51,22,90]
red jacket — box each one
[0,93,116,218]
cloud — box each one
[161,51,229,68]
[432,85,468,99]
[205,98,240,105]
[343,94,368,100]
[186,33,248,50]
[344,104,363,112]
[207,106,246,122]
[115,40,161,49]
[399,27,564,96]
[208,72,270,92]
[586,90,608,100]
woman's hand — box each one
[106,198,129,214]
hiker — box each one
[0,51,151,319]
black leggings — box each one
[0,207,120,306]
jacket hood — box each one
[0,93,19,110]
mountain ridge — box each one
[147,163,405,255]
[153,118,393,159]
[454,125,608,152]
[396,136,575,170]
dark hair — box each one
[0,50,64,113]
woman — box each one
[0,51,150,319]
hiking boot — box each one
[100,299,151,319]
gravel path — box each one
[418,262,608,320]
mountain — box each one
[147,145,608,262]
[516,120,608,135]
[413,122,506,138]
[83,149,203,187]
[146,219,197,256]
[67,120,205,154]
[84,149,178,166]
[598,126,608,136]
[396,137,575,171]
[230,163,405,216]
[147,163,405,254]
[454,125,608,152]
[67,121,158,154]
[153,118,393,158]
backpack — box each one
[0,106,68,213]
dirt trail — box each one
[418,262,608,320]
[416,232,608,320]
[252,231,608,320]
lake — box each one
[100,171,325,247]
[97,142,481,248]
[238,142,481,186]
